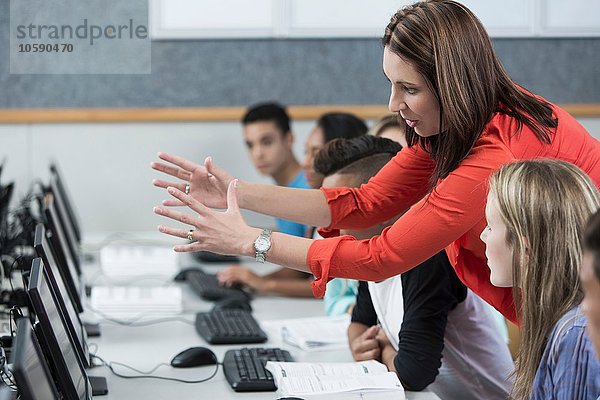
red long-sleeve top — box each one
[308,103,600,324]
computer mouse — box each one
[170,347,218,368]
[212,296,252,312]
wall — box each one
[1,0,599,107]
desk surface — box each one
[84,259,440,400]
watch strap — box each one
[254,229,272,263]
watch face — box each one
[255,236,270,252]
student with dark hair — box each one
[317,113,368,143]
[216,102,313,297]
[303,112,367,189]
[314,135,402,179]
[239,102,308,237]
[241,102,291,135]
[152,1,600,327]
[583,210,600,360]
[317,136,402,316]
[317,136,513,399]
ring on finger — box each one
[184,183,190,195]
[187,229,194,242]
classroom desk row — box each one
[83,259,441,400]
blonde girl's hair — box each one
[489,159,600,400]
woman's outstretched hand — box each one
[154,179,260,256]
[151,152,234,209]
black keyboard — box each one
[185,268,250,301]
[223,347,293,392]
[195,310,267,344]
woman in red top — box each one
[151,0,600,324]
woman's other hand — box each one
[152,152,234,209]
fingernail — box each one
[157,225,164,232]
[167,187,175,194]
[153,207,161,214]
[233,179,238,188]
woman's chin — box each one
[490,276,514,288]
[415,127,439,138]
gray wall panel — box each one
[2,0,599,108]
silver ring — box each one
[184,183,190,195]
[187,229,194,242]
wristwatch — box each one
[253,229,272,263]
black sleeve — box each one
[350,281,378,327]
[393,251,467,391]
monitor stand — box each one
[89,376,108,396]
[84,322,101,337]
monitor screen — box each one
[48,173,81,274]
[43,195,83,312]
[27,258,90,400]
[49,163,82,243]
[34,223,90,368]
[12,319,60,400]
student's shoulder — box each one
[289,170,310,189]
[533,305,600,399]
[400,251,455,287]
[403,251,452,277]
[532,307,597,400]
[546,306,592,364]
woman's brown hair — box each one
[489,160,600,400]
[383,0,557,188]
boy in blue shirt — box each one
[217,102,313,297]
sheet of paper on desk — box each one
[268,359,388,378]
[277,392,404,400]
[266,360,405,400]
[272,315,350,351]
[99,245,178,279]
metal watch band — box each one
[254,228,272,263]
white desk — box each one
[84,259,440,400]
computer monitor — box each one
[48,172,81,274]
[34,224,90,368]
[43,194,83,311]
[49,163,82,243]
[12,319,60,400]
[0,182,14,236]
[27,258,91,400]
